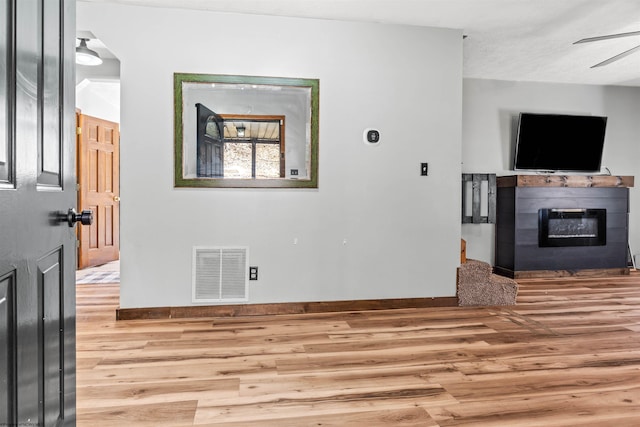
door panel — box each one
[39,250,64,425]
[39,0,62,187]
[77,113,120,268]
[0,0,77,425]
[105,205,114,245]
[0,0,9,183]
[0,272,16,425]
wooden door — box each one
[77,113,120,269]
[0,0,77,425]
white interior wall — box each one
[462,78,640,263]
[75,56,120,85]
[77,3,463,308]
[75,79,120,123]
[75,55,121,122]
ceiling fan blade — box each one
[574,30,640,44]
[591,44,640,67]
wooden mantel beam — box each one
[497,175,634,188]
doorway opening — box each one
[75,33,121,285]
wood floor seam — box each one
[498,308,563,336]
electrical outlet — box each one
[421,163,428,176]
[290,169,298,176]
[249,266,258,281]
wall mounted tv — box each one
[513,112,607,173]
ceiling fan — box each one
[574,30,640,68]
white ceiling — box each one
[80,0,640,86]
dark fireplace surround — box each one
[495,175,633,279]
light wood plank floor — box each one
[76,273,640,426]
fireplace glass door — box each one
[538,208,606,247]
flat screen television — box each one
[513,112,607,173]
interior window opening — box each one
[195,103,284,179]
[222,116,284,179]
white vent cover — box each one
[192,247,248,303]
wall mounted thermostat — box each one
[363,128,381,146]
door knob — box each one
[113,196,120,202]
[67,208,93,227]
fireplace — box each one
[538,208,606,247]
[494,175,633,278]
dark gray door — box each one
[196,102,224,177]
[0,0,77,425]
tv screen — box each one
[514,113,607,173]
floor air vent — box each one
[192,247,248,302]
